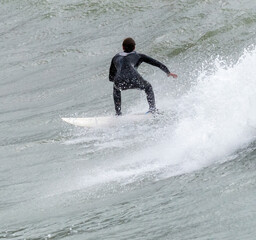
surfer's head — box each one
[122,38,136,53]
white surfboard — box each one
[62,114,153,128]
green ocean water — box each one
[1,0,256,239]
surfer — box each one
[109,37,177,116]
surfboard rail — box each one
[61,114,153,128]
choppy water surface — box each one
[1,0,256,239]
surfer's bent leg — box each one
[144,81,156,112]
[128,78,156,112]
[113,85,122,115]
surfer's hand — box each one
[168,73,178,78]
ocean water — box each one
[1,0,256,239]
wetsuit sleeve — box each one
[139,54,171,75]
[109,58,116,82]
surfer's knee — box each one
[144,82,153,94]
[113,86,121,97]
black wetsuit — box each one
[109,51,170,115]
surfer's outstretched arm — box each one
[139,54,177,78]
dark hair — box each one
[122,38,136,53]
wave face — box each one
[1,1,256,239]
